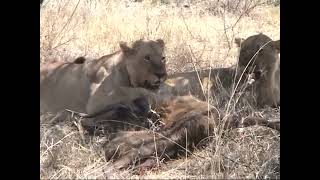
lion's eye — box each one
[161,56,166,63]
[258,48,265,54]
[144,55,151,62]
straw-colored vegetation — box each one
[40,0,280,179]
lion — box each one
[79,95,279,170]
[235,33,280,107]
[159,33,280,108]
[40,39,167,115]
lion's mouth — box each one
[252,70,262,80]
[244,68,262,81]
[143,80,161,90]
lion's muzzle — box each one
[145,71,167,90]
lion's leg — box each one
[86,84,154,115]
[241,117,280,131]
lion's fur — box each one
[159,67,237,101]
[235,33,280,107]
[40,39,167,114]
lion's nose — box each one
[155,72,167,79]
[154,80,161,85]
[254,70,262,79]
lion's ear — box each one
[234,37,244,47]
[271,40,280,53]
[119,41,135,55]
[156,39,165,49]
[73,56,86,64]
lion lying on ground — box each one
[160,33,280,108]
[79,95,279,170]
[235,33,280,107]
[40,39,167,115]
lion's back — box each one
[40,61,91,113]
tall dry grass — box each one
[40,0,280,179]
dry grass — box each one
[40,0,280,179]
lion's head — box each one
[119,39,167,90]
[235,33,280,80]
[235,33,280,107]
